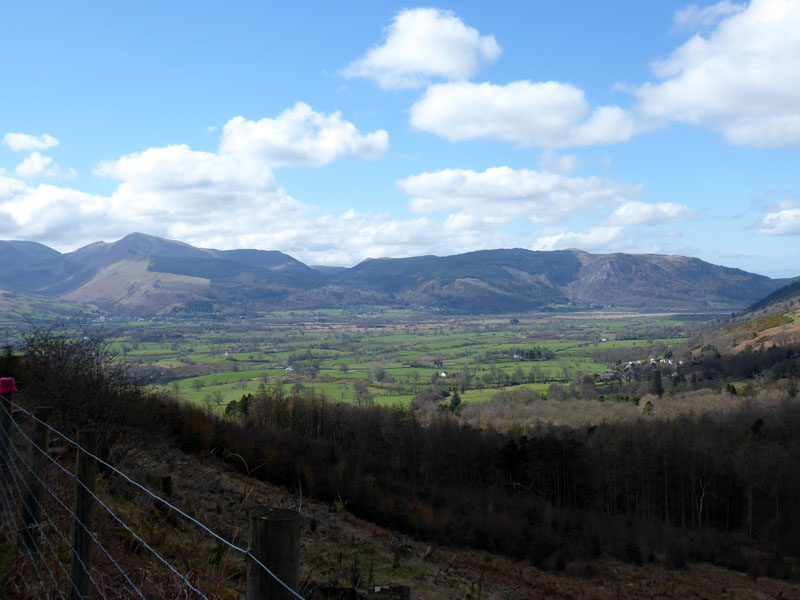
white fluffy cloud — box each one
[15,152,76,179]
[410,81,637,147]
[96,144,276,195]
[607,201,693,226]
[343,8,501,89]
[94,103,386,216]
[218,103,388,166]
[757,208,800,235]
[3,133,59,152]
[398,167,639,223]
[94,142,289,240]
[636,0,800,146]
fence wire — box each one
[0,393,304,600]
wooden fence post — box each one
[0,379,17,511]
[247,507,300,600]
[70,430,98,600]
[0,392,12,508]
[21,406,50,550]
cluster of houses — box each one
[600,356,683,381]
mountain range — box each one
[0,233,793,315]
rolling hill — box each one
[0,233,792,315]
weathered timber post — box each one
[160,475,173,498]
[247,507,300,600]
[0,379,16,512]
[70,430,98,600]
[21,406,50,550]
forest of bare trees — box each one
[174,382,800,577]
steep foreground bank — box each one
[4,426,799,600]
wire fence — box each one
[0,391,304,600]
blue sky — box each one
[1,1,798,276]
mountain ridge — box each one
[0,233,792,315]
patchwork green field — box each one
[86,308,717,413]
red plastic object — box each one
[0,378,17,394]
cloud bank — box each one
[1,117,689,264]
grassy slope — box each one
[60,259,210,312]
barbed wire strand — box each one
[0,472,56,598]
[2,431,113,600]
[0,465,19,532]
[1,463,83,600]
[0,432,60,598]
[0,397,208,599]
[0,441,69,600]
[3,394,305,600]
[4,424,142,598]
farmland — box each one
[94,308,715,412]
